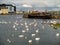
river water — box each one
[0,15,60,45]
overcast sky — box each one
[0,0,60,11]
[0,0,60,7]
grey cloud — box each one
[0,0,60,7]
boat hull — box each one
[28,15,51,19]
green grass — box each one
[53,23,60,28]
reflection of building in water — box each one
[0,4,16,14]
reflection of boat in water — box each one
[23,11,52,19]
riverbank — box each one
[0,11,60,19]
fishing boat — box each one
[23,11,52,19]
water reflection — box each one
[14,28,17,31]
[25,37,27,39]
[35,38,40,41]
[22,30,26,33]
[20,23,24,26]
[36,29,39,33]
[31,34,36,37]
[7,39,11,43]
[18,35,24,38]
[56,33,60,37]
[28,40,32,43]
[0,15,60,45]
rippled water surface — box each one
[0,15,60,45]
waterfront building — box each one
[0,4,16,14]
